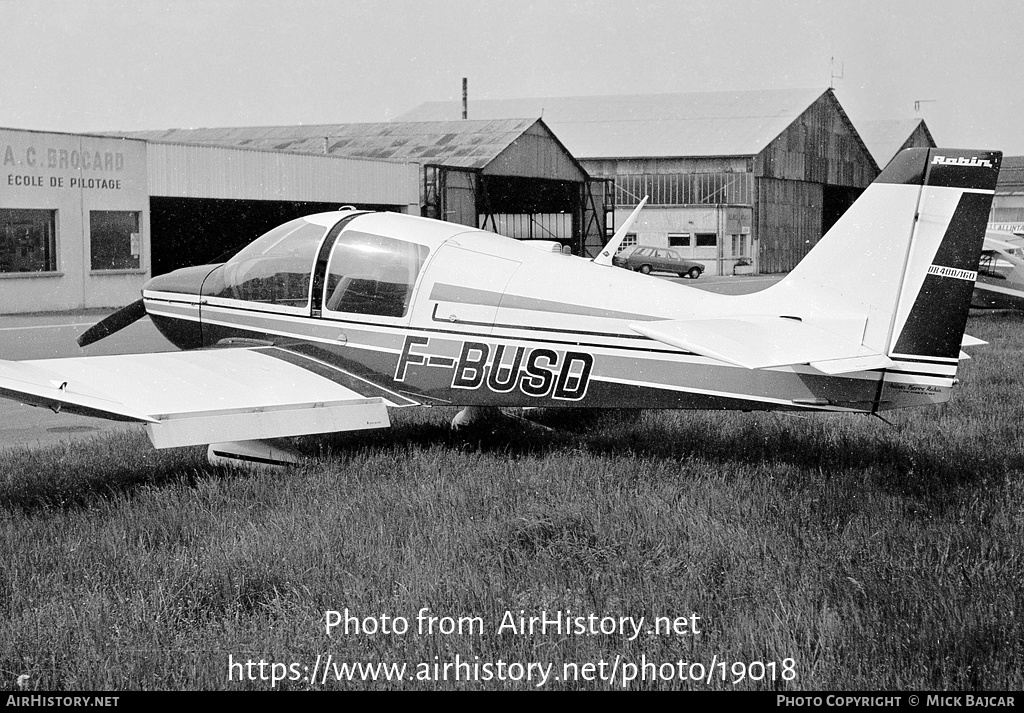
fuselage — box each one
[973,233,1024,311]
[140,211,954,414]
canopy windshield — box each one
[214,217,329,311]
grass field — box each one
[1,311,1022,691]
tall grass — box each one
[1,311,1022,690]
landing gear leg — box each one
[451,406,501,429]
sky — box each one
[1,0,1022,155]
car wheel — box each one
[688,267,702,279]
[639,264,652,274]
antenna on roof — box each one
[462,77,468,120]
[830,56,844,89]
[913,99,937,114]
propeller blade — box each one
[77,299,147,347]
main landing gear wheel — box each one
[451,406,555,433]
[451,406,501,429]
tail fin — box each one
[630,147,1000,403]
[778,148,1001,363]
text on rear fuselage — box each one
[395,336,594,400]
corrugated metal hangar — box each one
[399,88,887,275]
[857,118,936,168]
[115,119,608,257]
[0,87,953,313]
[0,127,419,312]
[990,155,1024,235]
[0,120,601,312]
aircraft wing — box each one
[0,346,419,448]
[631,317,895,374]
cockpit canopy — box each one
[205,213,429,319]
[323,230,428,317]
[214,217,326,309]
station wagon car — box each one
[612,245,704,278]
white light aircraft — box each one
[0,148,1002,466]
[973,231,1024,311]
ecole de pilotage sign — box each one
[3,137,133,191]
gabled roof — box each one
[396,88,830,159]
[109,118,552,171]
[997,156,1024,191]
[856,119,936,167]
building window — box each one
[668,233,690,247]
[615,172,753,206]
[90,211,141,270]
[695,233,717,248]
[616,233,638,252]
[731,234,750,258]
[0,209,57,273]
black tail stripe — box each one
[892,192,994,359]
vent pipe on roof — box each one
[462,77,468,120]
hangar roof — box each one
[856,118,936,167]
[109,118,586,179]
[396,87,830,159]
[997,155,1024,191]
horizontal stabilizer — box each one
[631,317,887,372]
[809,354,896,375]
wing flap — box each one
[1,347,412,448]
[147,397,389,449]
[631,317,888,372]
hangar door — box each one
[422,166,476,227]
[423,165,610,255]
[149,197,395,276]
[582,177,614,258]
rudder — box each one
[886,148,1002,361]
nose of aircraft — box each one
[77,265,218,348]
[143,264,220,296]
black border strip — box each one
[256,347,419,407]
